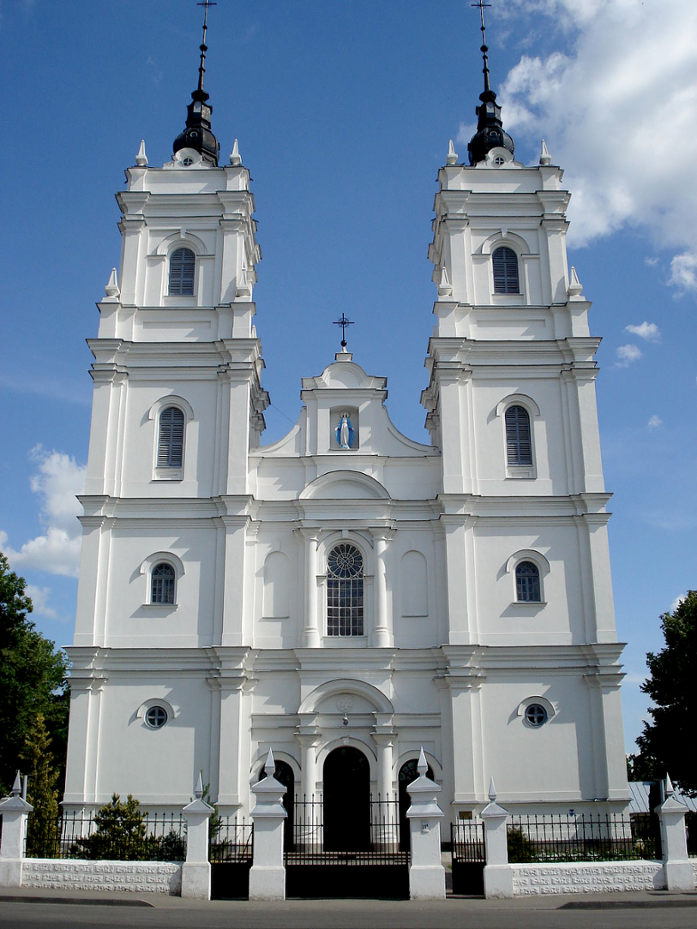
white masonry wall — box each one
[21,860,182,895]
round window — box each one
[524,704,548,727]
[144,705,168,730]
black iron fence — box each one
[507,814,657,863]
[209,816,253,901]
[26,810,187,861]
[285,796,409,899]
[451,821,486,862]
[287,796,406,863]
[451,821,486,895]
[209,816,253,864]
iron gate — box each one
[451,821,485,896]
[209,817,253,900]
[284,796,409,899]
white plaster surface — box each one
[511,861,664,896]
[21,860,182,895]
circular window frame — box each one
[517,695,555,728]
[524,703,548,728]
[144,705,168,730]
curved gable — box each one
[300,470,390,500]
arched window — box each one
[516,561,541,602]
[492,246,519,294]
[505,405,532,466]
[327,543,364,636]
[151,563,176,604]
[168,247,195,296]
[157,407,185,468]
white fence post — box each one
[406,747,446,900]
[481,777,514,899]
[249,749,287,901]
[657,775,693,891]
[181,772,214,899]
[0,772,33,889]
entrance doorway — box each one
[398,758,434,852]
[323,746,370,851]
[258,759,295,849]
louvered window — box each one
[151,563,176,604]
[505,405,532,466]
[516,561,541,602]
[492,246,519,294]
[169,247,195,295]
[158,407,185,468]
[327,543,364,636]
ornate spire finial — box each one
[194,771,204,799]
[472,0,492,93]
[467,1,515,166]
[333,313,354,351]
[173,1,220,166]
[264,748,275,778]
[417,747,428,777]
[196,1,217,93]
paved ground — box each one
[1,888,697,929]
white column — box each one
[371,530,393,648]
[373,731,395,801]
[299,530,320,647]
[296,730,319,801]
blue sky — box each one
[1,0,695,753]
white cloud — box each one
[645,257,659,268]
[670,593,686,612]
[647,415,663,429]
[494,0,697,296]
[0,447,86,578]
[669,251,697,294]
[616,344,642,366]
[625,322,660,342]
[25,585,58,620]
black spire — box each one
[467,1,515,166]
[173,1,220,166]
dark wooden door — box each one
[323,746,370,851]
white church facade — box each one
[63,26,629,828]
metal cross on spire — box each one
[196,0,217,92]
[333,314,354,350]
[471,0,492,92]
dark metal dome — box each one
[173,87,219,166]
[467,89,515,166]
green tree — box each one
[71,794,185,862]
[0,552,70,795]
[636,591,697,794]
[20,713,59,857]
[72,794,150,860]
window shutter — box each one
[505,405,532,466]
[158,407,185,468]
[492,246,519,294]
[169,248,196,296]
